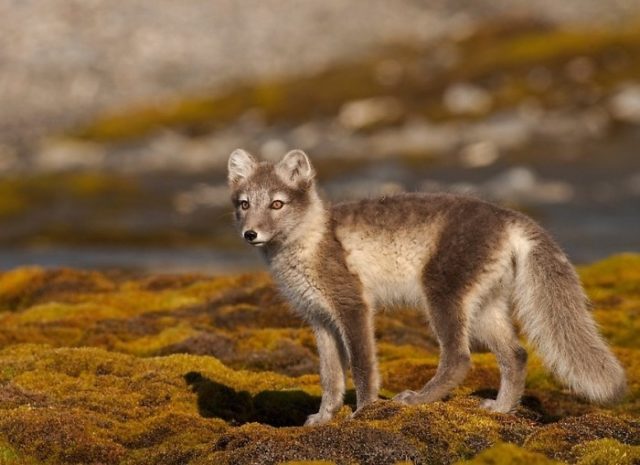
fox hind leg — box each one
[472,299,527,413]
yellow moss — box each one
[279,462,336,465]
[15,302,126,324]
[75,287,202,315]
[573,439,640,465]
[0,439,41,465]
[0,186,28,219]
[0,268,46,310]
[455,442,562,464]
[235,328,310,353]
[66,171,139,198]
[522,352,564,391]
[0,255,638,464]
[579,254,640,294]
[377,342,433,362]
[182,273,271,300]
[469,26,640,71]
[115,324,199,357]
[525,413,639,462]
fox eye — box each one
[240,200,250,210]
[270,200,284,210]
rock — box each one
[626,172,640,196]
[527,67,553,92]
[443,82,492,115]
[459,141,499,168]
[34,138,105,171]
[290,122,323,151]
[535,111,597,140]
[374,60,404,86]
[369,119,459,157]
[0,144,18,172]
[609,84,640,123]
[173,183,230,214]
[484,167,574,204]
[565,56,595,83]
[261,139,289,162]
[338,97,402,130]
[465,113,531,150]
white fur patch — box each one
[337,218,445,311]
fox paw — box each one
[480,399,514,414]
[304,412,332,426]
[392,390,420,405]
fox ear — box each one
[276,150,315,185]
[228,149,257,185]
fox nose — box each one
[244,230,258,242]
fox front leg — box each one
[305,324,349,426]
[339,305,380,416]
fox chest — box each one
[270,260,334,321]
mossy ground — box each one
[0,254,638,464]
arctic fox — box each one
[227,148,626,425]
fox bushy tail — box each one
[512,228,626,403]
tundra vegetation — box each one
[0,254,638,464]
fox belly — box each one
[337,221,444,310]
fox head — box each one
[227,149,322,248]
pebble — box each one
[465,113,531,150]
[443,83,492,115]
[174,183,230,214]
[369,119,459,157]
[609,84,640,123]
[485,167,574,204]
[459,141,499,168]
[338,97,402,130]
[34,138,105,171]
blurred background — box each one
[1,0,639,273]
